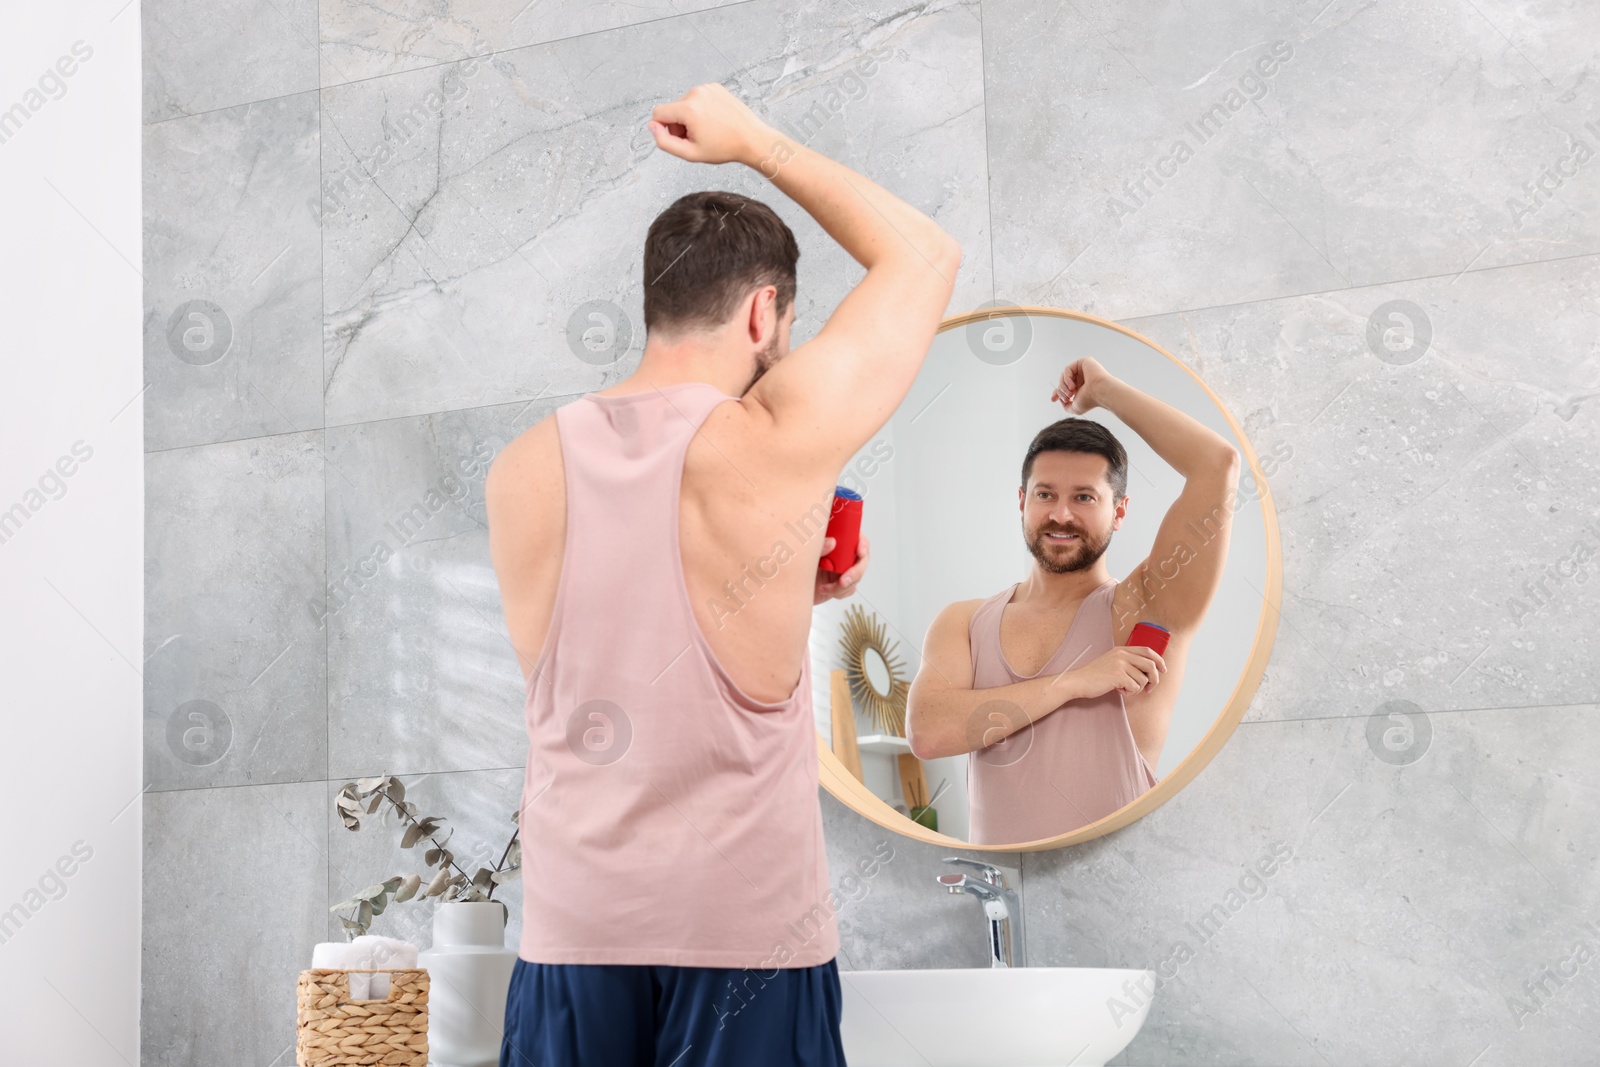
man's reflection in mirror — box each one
[906,356,1240,844]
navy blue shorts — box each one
[499,956,848,1067]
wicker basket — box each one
[296,967,429,1066]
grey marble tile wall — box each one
[140,0,1600,1063]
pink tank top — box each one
[517,381,838,969]
[965,578,1157,845]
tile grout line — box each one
[978,1,996,309]
[140,0,768,129]
[147,681,1600,804]
[1116,247,1600,328]
[318,0,333,942]
[150,765,530,797]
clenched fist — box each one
[1051,356,1117,415]
[647,82,773,167]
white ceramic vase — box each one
[417,900,517,1067]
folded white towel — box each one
[312,935,419,1000]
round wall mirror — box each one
[810,305,1282,851]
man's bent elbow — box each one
[906,717,953,761]
[905,713,936,761]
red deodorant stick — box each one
[1127,622,1169,693]
[819,487,863,574]
[1128,621,1170,656]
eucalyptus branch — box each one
[329,773,522,938]
[494,825,520,871]
[376,783,478,889]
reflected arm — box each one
[905,600,1093,761]
[1095,377,1240,635]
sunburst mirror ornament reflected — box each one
[838,604,909,736]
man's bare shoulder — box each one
[486,412,560,510]
[912,598,988,698]
[932,597,989,636]
[687,393,833,498]
[700,388,859,482]
[486,392,783,502]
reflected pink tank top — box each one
[965,578,1157,845]
[517,381,838,968]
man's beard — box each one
[1024,519,1111,574]
[740,332,783,395]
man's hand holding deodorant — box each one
[1067,622,1167,698]
[1126,622,1170,694]
[815,487,867,604]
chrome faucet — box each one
[936,857,1024,968]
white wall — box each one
[0,1,142,1061]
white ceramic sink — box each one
[838,967,1154,1067]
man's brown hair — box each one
[1021,418,1129,500]
[642,190,799,335]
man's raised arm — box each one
[649,83,962,474]
[1055,357,1241,635]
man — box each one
[485,82,960,1066]
[905,355,1240,845]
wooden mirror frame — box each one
[815,305,1282,852]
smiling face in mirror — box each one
[1021,445,1124,577]
[812,308,1280,850]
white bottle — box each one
[418,901,517,1067]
